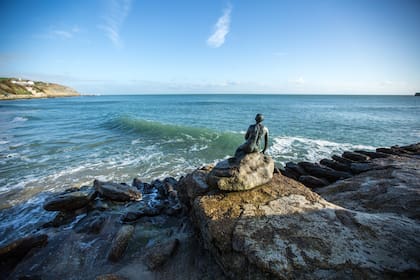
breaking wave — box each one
[268,136,376,166]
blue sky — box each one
[1,0,419,94]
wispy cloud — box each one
[40,26,80,40]
[207,4,232,48]
[99,0,132,47]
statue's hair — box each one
[255,113,264,123]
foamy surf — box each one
[268,136,376,165]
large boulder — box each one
[207,153,274,191]
[43,188,96,211]
[178,164,420,279]
[144,238,180,270]
[94,180,142,202]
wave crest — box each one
[268,136,376,165]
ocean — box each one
[0,94,419,244]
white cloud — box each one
[48,25,80,39]
[99,0,132,47]
[51,30,73,39]
[207,4,232,48]
[295,77,305,85]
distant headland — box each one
[415,92,420,96]
[0,77,80,100]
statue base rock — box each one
[207,152,274,191]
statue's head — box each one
[255,113,264,123]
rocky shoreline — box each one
[0,143,419,279]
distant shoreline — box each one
[0,78,80,101]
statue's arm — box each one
[262,128,269,154]
[245,127,250,140]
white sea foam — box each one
[268,136,376,165]
[12,116,28,122]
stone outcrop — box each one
[43,187,96,211]
[178,148,420,279]
[94,180,142,202]
[207,152,274,191]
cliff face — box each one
[0,78,80,100]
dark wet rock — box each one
[144,238,179,270]
[0,234,48,275]
[319,158,352,173]
[132,177,143,189]
[74,214,106,234]
[350,162,382,174]
[43,188,96,212]
[375,146,417,157]
[400,143,420,154]
[163,202,183,216]
[342,151,370,162]
[141,182,154,194]
[298,161,352,182]
[331,154,355,165]
[354,150,390,159]
[285,161,307,177]
[91,199,109,211]
[96,274,128,280]
[16,275,42,280]
[107,225,135,262]
[121,206,162,223]
[164,177,178,189]
[43,211,78,228]
[94,180,142,202]
[207,153,274,191]
[280,167,300,180]
[376,147,398,155]
[299,175,329,188]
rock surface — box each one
[316,155,420,220]
[94,180,142,202]
[108,225,135,262]
[0,234,48,275]
[207,152,274,191]
[144,238,180,270]
[43,188,95,211]
[178,157,420,279]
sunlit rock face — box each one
[207,153,274,191]
[178,162,420,279]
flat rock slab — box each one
[316,155,420,220]
[94,180,142,202]
[207,153,274,191]
[43,189,95,211]
[179,167,420,279]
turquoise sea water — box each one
[0,94,419,243]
